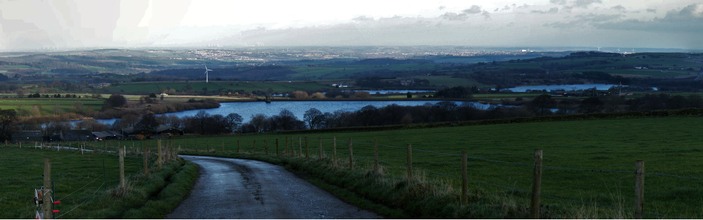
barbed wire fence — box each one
[8,135,703,218]
[1,139,179,219]
[187,135,703,219]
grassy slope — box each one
[0,98,103,116]
[165,115,703,218]
[105,81,331,94]
[494,53,703,78]
[0,145,197,219]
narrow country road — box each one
[166,155,380,219]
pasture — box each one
[161,115,703,218]
[0,97,103,116]
[104,81,331,95]
[0,143,196,218]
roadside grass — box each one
[0,145,197,219]
[162,116,703,218]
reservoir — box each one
[506,84,618,92]
[97,100,499,125]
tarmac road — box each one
[166,155,379,219]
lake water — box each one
[96,100,498,125]
[354,90,436,95]
[506,84,618,92]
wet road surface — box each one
[166,155,380,219]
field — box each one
[104,81,332,95]
[156,115,703,218]
[490,53,703,78]
[0,144,196,218]
[414,75,483,88]
[288,62,439,80]
[0,97,104,116]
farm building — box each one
[60,130,97,141]
[11,130,43,142]
[92,131,124,140]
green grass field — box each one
[105,81,331,95]
[289,63,439,80]
[489,53,702,78]
[415,75,483,88]
[0,144,196,218]
[160,116,703,218]
[0,97,103,116]
[4,112,703,217]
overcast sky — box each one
[0,0,701,51]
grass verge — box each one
[169,115,703,218]
[0,146,198,218]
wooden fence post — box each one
[298,137,302,157]
[318,137,323,160]
[305,137,309,159]
[348,138,354,169]
[253,140,257,154]
[264,140,269,155]
[332,136,337,166]
[373,139,379,173]
[461,150,468,205]
[43,158,52,219]
[237,140,240,153]
[143,145,149,176]
[119,146,126,191]
[635,160,645,219]
[157,139,163,170]
[530,149,543,219]
[407,144,413,180]
[276,138,280,157]
[221,141,224,153]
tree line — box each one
[3,92,703,142]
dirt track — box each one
[166,155,379,219]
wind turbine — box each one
[204,65,213,83]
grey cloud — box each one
[532,7,559,14]
[203,5,703,50]
[440,5,489,21]
[482,11,491,19]
[578,13,623,22]
[463,5,482,14]
[573,0,602,8]
[551,0,600,10]
[440,12,469,21]
[550,0,567,5]
[545,13,622,28]
[596,4,703,32]
[353,16,375,22]
[611,5,626,11]
[0,0,122,50]
[647,8,656,13]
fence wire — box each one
[13,137,703,218]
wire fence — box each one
[6,135,703,218]
[166,135,703,218]
[1,140,178,219]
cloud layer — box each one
[0,0,701,51]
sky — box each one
[0,0,701,51]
